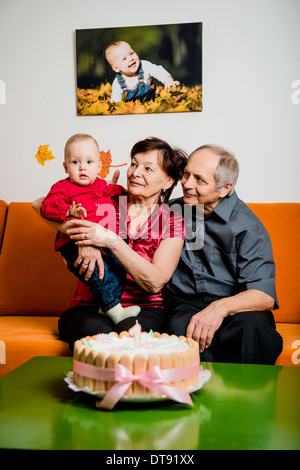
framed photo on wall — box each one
[76,22,202,116]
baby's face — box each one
[64,139,101,186]
[110,42,140,77]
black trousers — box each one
[166,294,283,365]
[58,304,166,352]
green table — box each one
[0,357,299,450]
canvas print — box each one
[76,22,202,116]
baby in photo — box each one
[105,40,180,103]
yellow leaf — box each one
[35,145,55,166]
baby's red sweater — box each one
[41,177,125,250]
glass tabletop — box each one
[0,357,299,450]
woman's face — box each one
[127,150,174,203]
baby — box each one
[40,133,140,323]
[105,41,180,103]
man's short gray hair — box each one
[190,144,239,196]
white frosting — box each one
[81,332,190,358]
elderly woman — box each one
[33,137,187,350]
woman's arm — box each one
[109,236,184,293]
[67,219,184,293]
[32,197,73,233]
[31,197,105,280]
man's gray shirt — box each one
[168,192,278,308]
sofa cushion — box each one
[0,203,77,316]
[275,323,300,366]
[0,316,72,377]
[248,203,300,324]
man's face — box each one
[181,148,231,214]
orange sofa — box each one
[0,200,299,377]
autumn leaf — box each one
[99,150,112,178]
[77,83,202,116]
[35,144,55,166]
[99,150,127,178]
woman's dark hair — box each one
[130,137,188,202]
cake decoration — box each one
[129,320,141,347]
[72,327,201,410]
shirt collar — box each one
[210,191,238,222]
[169,193,238,223]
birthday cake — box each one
[73,330,200,404]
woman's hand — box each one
[106,169,120,185]
[67,219,118,249]
[75,245,105,280]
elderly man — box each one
[166,144,283,364]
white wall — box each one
[0,0,299,203]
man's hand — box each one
[186,300,227,353]
[74,245,104,281]
[186,290,275,353]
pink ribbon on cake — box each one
[73,359,200,410]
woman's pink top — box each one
[69,200,185,310]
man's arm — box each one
[186,289,275,353]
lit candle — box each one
[129,320,141,348]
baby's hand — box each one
[68,201,87,219]
[164,76,180,90]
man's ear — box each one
[219,183,233,198]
